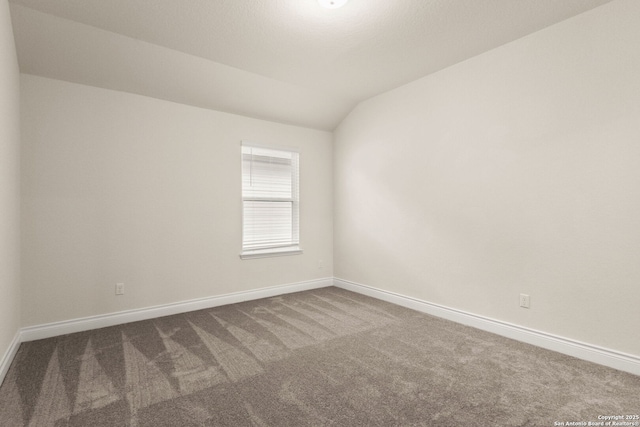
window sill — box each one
[240,246,303,260]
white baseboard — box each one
[7,276,639,383]
[0,331,21,386]
[334,277,640,377]
[20,277,333,343]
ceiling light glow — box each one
[318,0,348,9]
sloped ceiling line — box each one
[9,0,614,130]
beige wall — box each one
[0,0,21,358]
[21,75,333,326]
[334,0,640,356]
[13,0,640,362]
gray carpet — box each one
[0,287,638,426]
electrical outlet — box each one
[116,283,125,295]
[318,259,324,270]
[519,293,530,308]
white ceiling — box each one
[9,0,614,130]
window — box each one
[240,142,301,259]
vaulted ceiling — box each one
[9,0,613,130]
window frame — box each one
[240,141,302,259]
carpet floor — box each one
[0,287,638,426]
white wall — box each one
[334,0,640,356]
[21,75,333,327]
[0,0,21,361]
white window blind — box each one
[241,143,300,258]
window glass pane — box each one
[243,201,293,250]
[242,152,292,199]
